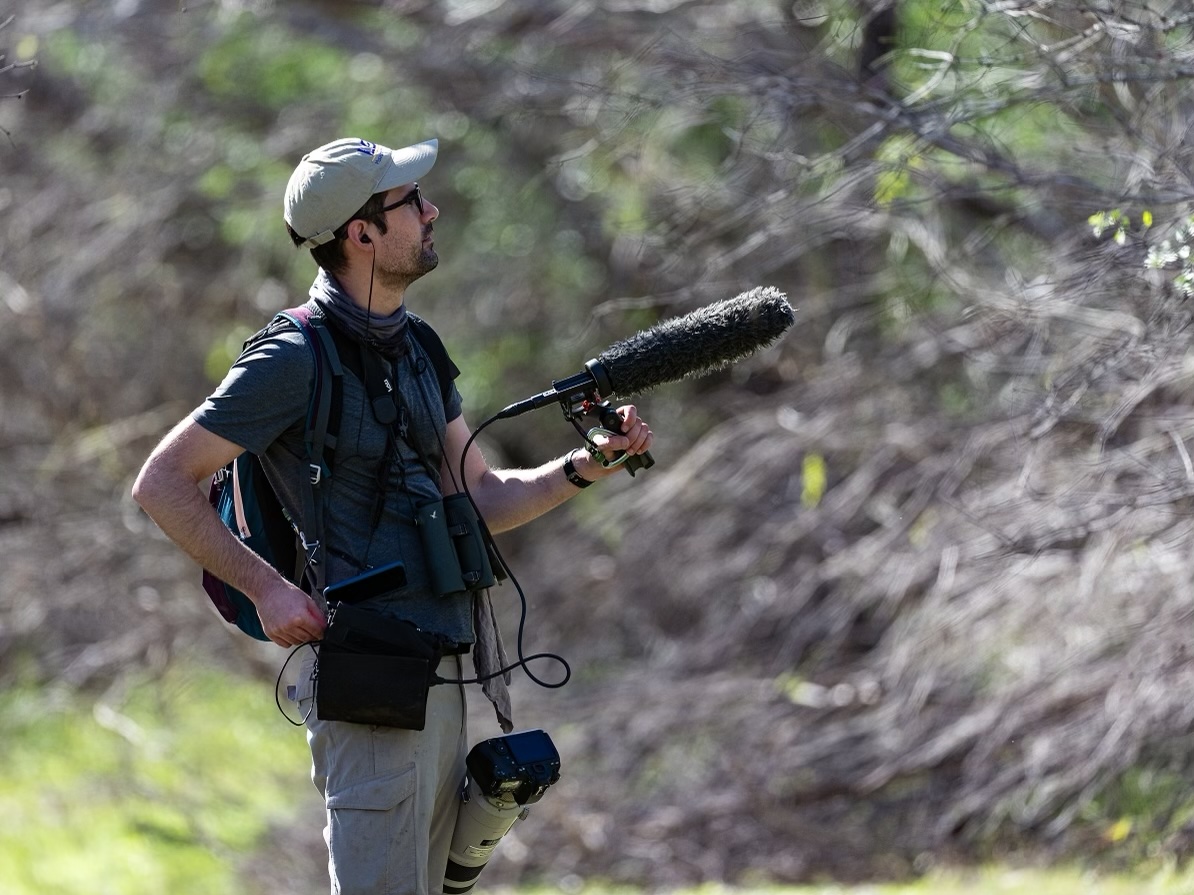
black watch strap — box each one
[563,452,594,489]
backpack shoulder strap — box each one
[268,305,344,595]
[276,306,344,475]
[408,313,458,409]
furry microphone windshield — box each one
[590,286,795,398]
[497,287,795,419]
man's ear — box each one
[347,219,373,249]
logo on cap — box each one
[356,140,379,156]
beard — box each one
[376,244,438,290]
[417,245,439,272]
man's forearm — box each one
[471,448,621,533]
[442,406,651,534]
[132,460,285,604]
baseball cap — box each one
[284,137,438,248]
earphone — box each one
[361,234,371,244]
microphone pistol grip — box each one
[596,405,655,477]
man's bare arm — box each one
[131,418,326,647]
[439,405,653,534]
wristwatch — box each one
[563,450,594,489]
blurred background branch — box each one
[0,13,36,142]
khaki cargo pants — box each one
[297,653,468,895]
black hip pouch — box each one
[315,603,445,730]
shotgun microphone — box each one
[497,287,794,419]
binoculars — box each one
[415,493,503,597]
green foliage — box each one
[198,23,350,110]
[801,453,827,509]
[1091,207,1194,296]
[958,101,1092,170]
[16,0,1194,885]
[820,0,866,66]
[512,865,1194,894]
[881,0,1108,186]
[899,0,977,41]
[41,28,113,84]
[0,667,311,895]
[938,381,974,417]
[454,330,538,411]
[874,135,925,206]
[889,0,986,100]
[205,324,255,384]
[1079,763,1194,868]
[665,96,745,174]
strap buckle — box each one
[309,463,322,485]
[300,532,321,562]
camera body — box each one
[467,728,561,806]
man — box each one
[132,137,653,894]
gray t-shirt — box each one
[193,306,475,644]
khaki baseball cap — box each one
[284,137,438,248]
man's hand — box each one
[255,580,328,648]
[589,404,654,464]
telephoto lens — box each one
[442,777,526,894]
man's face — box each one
[373,182,440,288]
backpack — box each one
[201,305,455,641]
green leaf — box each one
[802,453,827,509]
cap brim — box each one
[375,138,438,193]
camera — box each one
[443,729,561,894]
[468,728,560,805]
[465,730,558,806]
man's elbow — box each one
[131,449,189,518]
[131,418,211,513]
[131,459,161,513]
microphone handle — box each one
[596,404,655,476]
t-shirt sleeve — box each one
[192,330,314,456]
[444,378,463,424]
[411,315,463,423]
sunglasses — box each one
[379,184,424,217]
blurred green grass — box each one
[0,664,312,894]
[4,666,1194,895]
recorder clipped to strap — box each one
[322,559,407,605]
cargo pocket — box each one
[325,764,418,895]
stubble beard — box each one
[417,246,439,273]
[376,246,439,291]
